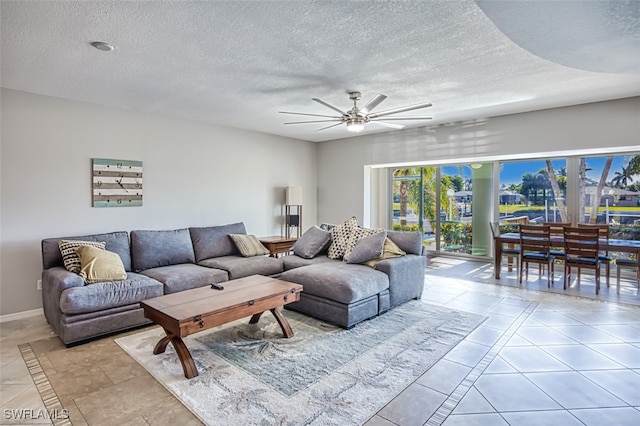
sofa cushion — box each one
[292,226,331,259]
[343,228,385,262]
[280,262,389,304]
[347,231,388,264]
[59,272,164,315]
[199,255,283,280]
[283,254,336,271]
[140,263,229,294]
[42,231,132,272]
[189,222,247,262]
[327,216,358,259]
[386,230,423,255]
[229,234,270,257]
[364,237,406,268]
[131,228,195,272]
[58,240,106,273]
[76,246,128,284]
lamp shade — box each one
[285,186,302,205]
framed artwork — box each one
[92,158,143,207]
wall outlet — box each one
[37,279,42,291]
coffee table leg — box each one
[270,308,294,338]
[249,312,263,324]
[153,329,198,379]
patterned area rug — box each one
[115,301,485,425]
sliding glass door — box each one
[390,152,639,257]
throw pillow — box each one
[229,234,270,257]
[58,240,106,273]
[343,227,385,262]
[346,231,388,264]
[364,237,407,268]
[327,216,358,260]
[75,245,127,284]
[292,226,331,259]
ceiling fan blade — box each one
[368,102,433,119]
[369,121,405,129]
[284,119,342,125]
[361,94,387,114]
[316,123,344,131]
[279,111,342,119]
[312,98,348,115]
[370,116,432,121]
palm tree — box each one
[587,157,613,224]
[611,165,632,188]
[546,160,568,222]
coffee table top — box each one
[141,275,302,323]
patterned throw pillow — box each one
[327,216,358,259]
[229,234,270,257]
[343,227,385,262]
[58,240,106,273]
[75,245,127,284]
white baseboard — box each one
[0,308,44,323]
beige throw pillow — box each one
[229,234,270,257]
[75,245,127,284]
[364,237,406,268]
[59,240,106,273]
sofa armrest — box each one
[375,254,426,307]
[43,267,85,291]
[41,267,85,329]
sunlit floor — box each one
[2,258,639,425]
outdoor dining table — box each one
[493,232,640,279]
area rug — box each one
[115,301,485,425]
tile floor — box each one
[1,257,639,425]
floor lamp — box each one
[285,186,302,238]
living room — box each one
[2,1,640,425]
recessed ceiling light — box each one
[90,41,115,52]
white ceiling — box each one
[2,0,639,142]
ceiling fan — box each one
[279,91,432,133]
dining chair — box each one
[563,226,601,294]
[490,221,520,276]
[615,257,639,294]
[544,222,570,268]
[578,223,611,289]
[519,224,554,286]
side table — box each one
[259,236,297,258]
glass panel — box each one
[579,154,640,241]
[499,158,567,225]
[440,165,472,254]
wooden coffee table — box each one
[140,275,303,379]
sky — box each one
[440,156,632,187]
[499,156,629,187]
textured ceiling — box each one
[2,0,639,142]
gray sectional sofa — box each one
[41,222,426,345]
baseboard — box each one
[0,308,44,323]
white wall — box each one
[317,97,640,226]
[0,89,317,316]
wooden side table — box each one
[259,236,297,258]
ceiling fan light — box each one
[346,118,365,132]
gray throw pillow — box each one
[347,231,388,264]
[293,226,331,259]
